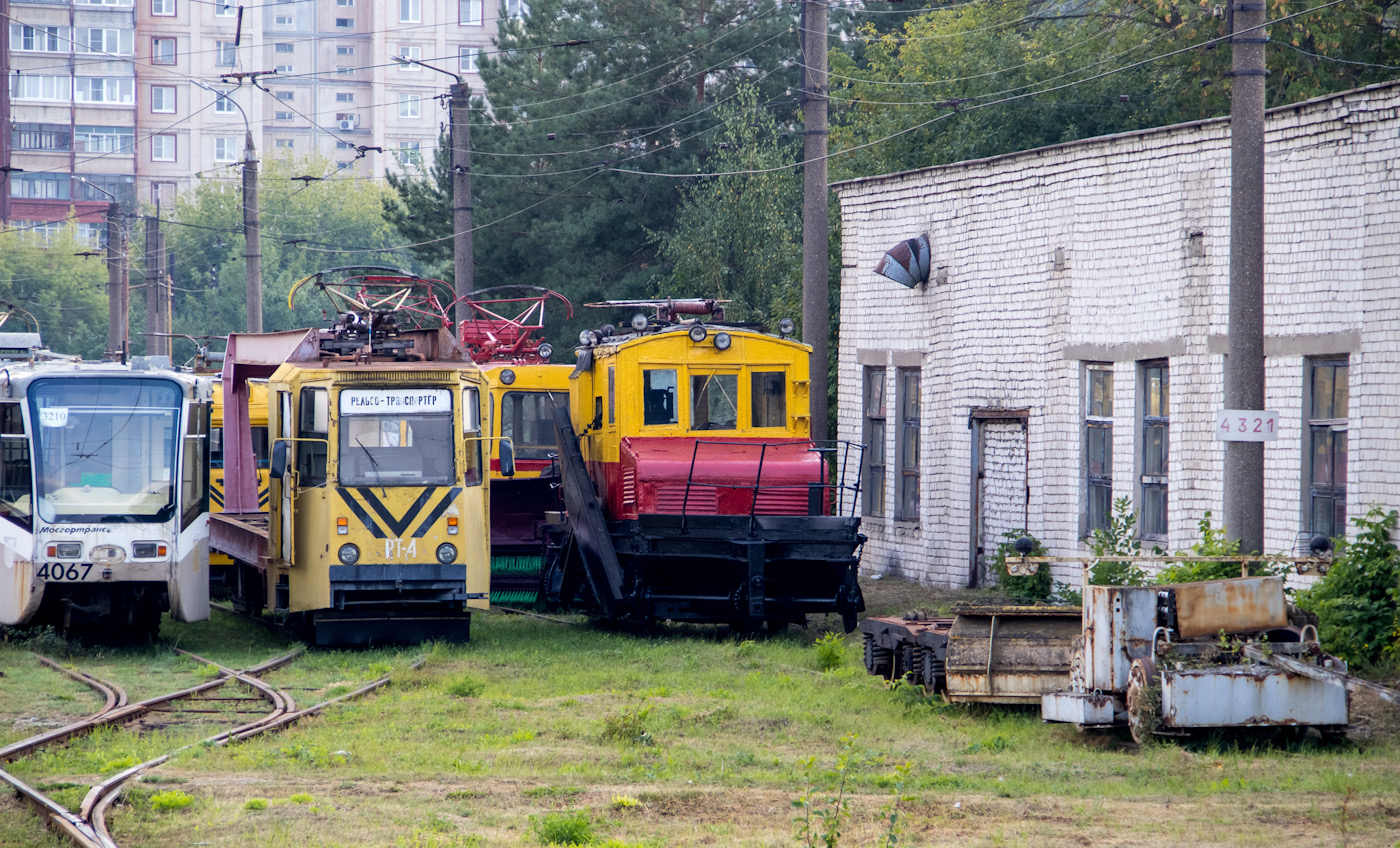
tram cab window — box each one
[297,388,328,487]
[751,371,786,429]
[181,402,209,529]
[339,388,456,487]
[251,428,271,468]
[690,372,738,431]
[462,386,482,486]
[642,369,678,426]
[0,402,32,526]
[500,391,557,459]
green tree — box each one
[159,156,411,364]
[0,225,110,359]
[382,0,801,347]
[650,84,803,330]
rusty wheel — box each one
[1126,657,1160,745]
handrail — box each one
[675,438,867,520]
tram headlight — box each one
[714,332,732,351]
[778,317,796,337]
[131,542,166,558]
[436,543,458,564]
[46,543,81,559]
[337,543,361,565]
[631,313,648,332]
[688,324,708,343]
[579,329,594,347]
[500,368,516,385]
[538,343,553,361]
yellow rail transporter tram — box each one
[214,269,505,645]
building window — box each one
[398,45,421,68]
[335,140,354,150]
[13,123,72,152]
[274,64,294,73]
[505,0,528,17]
[398,93,420,118]
[396,140,422,165]
[275,90,294,101]
[459,0,482,24]
[81,28,134,55]
[1306,357,1348,539]
[274,138,294,149]
[336,66,354,75]
[152,134,176,162]
[75,125,135,154]
[1085,364,1113,535]
[458,46,480,73]
[11,76,71,102]
[75,77,135,104]
[11,25,69,52]
[1139,360,1169,540]
[335,92,355,103]
[10,174,69,200]
[275,42,294,53]
[336,45,355,55]
[152,182,177,206]
[214,89,236,113]
[274,14,292,24]
[400,0,421,23]
[215,0,235,16]
[275,111,294,121]
[895,367,920,521]
[862,366,886,517]
[152,37,176,64]
[336,0,354,5]
[216,41,236,65]
[214,136,239,162]
[152,0,175,13]
[335,17,353,28]
[151,85,176,113]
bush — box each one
[1298,507,1400,669]
[992,530,1051,599]
[1087,497,1149,586]
[601,702,653,746]
[813,632,845,672]
[1156,512,1280,584]
[446,675,486,698]
[533,810,594,845]
[149,790,193,812]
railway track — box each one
[1,647,419,848]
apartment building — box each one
[2,0,522,234]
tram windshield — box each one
[28,377,182,524]
[499,391,559,459]
[338,388,455,486]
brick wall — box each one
[835,82,1400,590]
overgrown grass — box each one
[2,585,1398,847]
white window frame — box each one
[214,88,236,114]
[151,85,177,113]
[214,136,239,162]
[398,45,422,69]
[398,93,421,118]
[458,0,482,25]
[215,0,236,16]
[399,0,421,23]
[152,133,176,162]
[152,0,176,15]
[216,41,236,66]
[152,37,176,65]
[458,46,480,74]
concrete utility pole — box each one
[145,213,168,358]
[1223,0,1268,555]
[450,80,475,326]
[243,130,263,333]
[801,0,830,444]
[105,203,124,359]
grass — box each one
[1,579,1398,847]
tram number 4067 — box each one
[36,563,95,581]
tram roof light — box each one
[777,318,795,337]
[688,324,708,343]
[714,332,731,351]
[631,313,648,332]
[538,342,553,361]
[500,368,516,385]
[579,329,594,347]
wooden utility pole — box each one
[243,130,262,332]
[105,203,124,359]
[450,81,474,325]
[145,214,168,357]
[1223,0,1268,555]
[801,0,830,443]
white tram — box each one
[0,346,212,639]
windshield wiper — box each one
[356,439,388,497]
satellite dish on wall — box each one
[873,233,932,288]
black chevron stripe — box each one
[412,487,463,538]
[357,487,436,537]
[336,487,386,539]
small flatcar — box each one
[0,338,212,640]
[541,300,866,630]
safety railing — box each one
[677,438,866,533]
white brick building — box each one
[833,81,1400,591]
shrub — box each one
[992,530,1051,599]
[244,798,269,811]
[1156,512,1281,584]
[601,702,653,746]
[1087,497,1149,586]
[446,675,486,698]
[533,810,594,845]
[813,632,845,672]
[149,790,193,812]
[1298,507,1400,669]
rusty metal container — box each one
[1167,576,1287,639]
[1160,665,1348,729]
[944,602,1082,704]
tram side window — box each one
[463,386,482,486]
[251,428,271,468]
[181,402,209,529]
[690,372,737,430]
[0,402,32,525]
[297,388,328,487]
[751,371,786,429]
[642,369,677,426]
